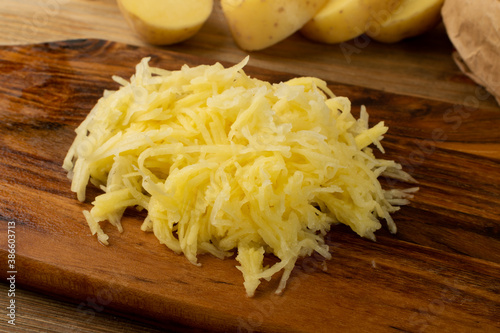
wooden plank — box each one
[0,40,499,332]
[0,283,188,333]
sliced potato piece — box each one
[117,0,213,45]
[221,0,327,51]
[367,0,444,43]
[301,0,401,44]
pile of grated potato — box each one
[63,57,417,297]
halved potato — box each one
[301,0,402,44]
[117,0,213,45]
[366,0,444,43]
[221,0,327,51]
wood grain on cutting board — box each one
[0,40,499,332]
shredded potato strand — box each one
[63,57,417,297]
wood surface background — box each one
[0,1,499,332]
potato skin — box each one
[366,0,444,43]
[221,0,327,51]
[300,0,402,44]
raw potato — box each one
[367,0,444,43]
[63,57,418,297]
[221,0,327,51]
[117,0,213,45]
[301,0,402,44]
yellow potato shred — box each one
[63,57,417,297]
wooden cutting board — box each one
[0,39,499,332]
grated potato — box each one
[63,57,417,297]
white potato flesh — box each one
[63,57,417,297]
[117,0,213,45]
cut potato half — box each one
[367,0,444,43]
[221,0,327,51]
[301,0,401,44]
[117,0,213,45]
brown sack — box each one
[441,0,500,106]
